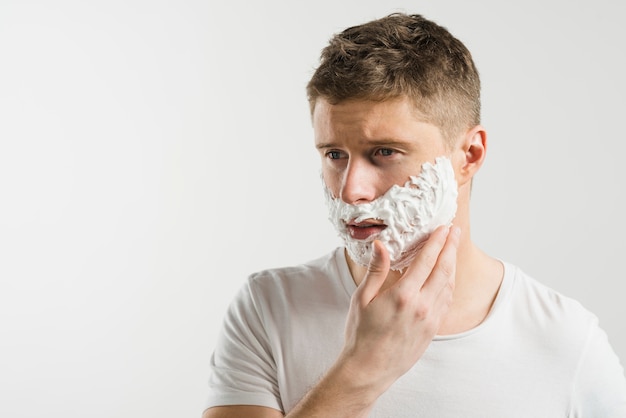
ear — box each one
[455,125,487,186]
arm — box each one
[569,319,626,417]
[202,406,283,418]
[284,225,460,417]
[204,225,459,417]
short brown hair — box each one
[306,13,481,142]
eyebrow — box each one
[315,142,339,150]
[315,139,414,150]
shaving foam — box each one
[324,156,458,271]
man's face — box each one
[313,96,458,269]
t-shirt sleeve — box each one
[569,318,626,417]
[204,278,283,412]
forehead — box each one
[313,96,444,148]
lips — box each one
[346,219,387,240]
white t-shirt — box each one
[205,248,626,417]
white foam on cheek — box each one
[324,156,458,271]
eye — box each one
[375,148,396,157]
[326,150,346,160]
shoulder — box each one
[232,248,353,319]
[506,263,597,325]
[499,263,600,354]
[248,249,339,287]
[245,247,352,298]
[496,263,626,415]
[218,248,349,343]
[499,264,619,378]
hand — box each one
[339,225,461,395]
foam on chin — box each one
[324,156,458,271]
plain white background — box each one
[1,1,624,416]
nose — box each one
[340,159,378,204]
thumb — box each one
[357,240,390,305]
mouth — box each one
[346,219,387,240]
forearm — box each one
[285,358,384,418]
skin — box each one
[203,96,504,418]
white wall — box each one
[1,1,624,417]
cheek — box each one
[321,169,341,198]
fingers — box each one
[355,225,460,306]
[357,240,390,305]
[398,225,453,293]
[420,225,461,298]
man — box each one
[202,13,626,417]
